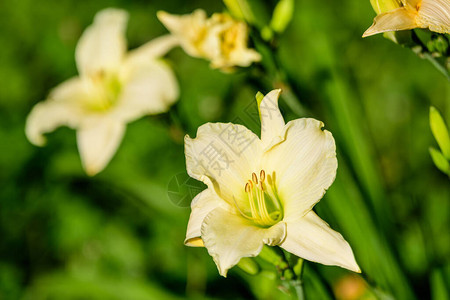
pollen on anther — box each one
[252,172,258,184]
[245,182,250,193]
[260,170,265,182]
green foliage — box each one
[0,0,449,299]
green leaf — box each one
[431,269,450,300]
[429,147,450,175]
[430,106,450,159]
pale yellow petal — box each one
[184,122,262,209]
[363,7,417,37]
[77,119,125,176]
[126,34,179,61]
[417,0,450,34]
[114,59,179,122]
[259,89,285,151]
[185,188,227,247]
[263,118,337,221]
[157,10,208,58]
[281,211,360,272]
[201,207,286,277]
[75,8,128,76]
[25,77,89,146]
[25,100,84,146]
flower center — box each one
[234,170,283,228]
[85,70,122,111]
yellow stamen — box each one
[236,169,283,227]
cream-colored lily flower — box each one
[157,9,261,70]
[184,90,360,276]
[363,0,450,37]
[26,8,179,176]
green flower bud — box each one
[237,257,260,275]
[369,0,402,14]
[270,0,294,33]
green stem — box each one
[291,279,305,300]
[423,53,450,81]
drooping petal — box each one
[201,207,286,276]
[126,34,179,61]
[185,188,227,247]
[25,99,84,146]
[76,119,125,176]
[259,89,285,151]
[281,211,360,272]
[75,8,128,76]
[114,59,179,122]
[363,7,417,37]
[417,0,450,34]
[263,118,337,221]
[185,122,262,208]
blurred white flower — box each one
[26,8,179,176]
[157,9,261,70]
[184,89,360,276]
[364,0,450,37]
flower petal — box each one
[417,0,450,34]
[126,34,179,61]
[281,211,360,272]
[263,118,337,221]
[201,207,286,277]
[259,89,285,151]
[185,123,262,208]
[185,188,227,247]
[157,10,208,58]
[76,119,125,176]
[75,8,128,76]
[25,99,84,146]
[362,7,417,37]
[114,59,179,122]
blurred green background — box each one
[0,0,449,299]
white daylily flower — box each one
[26,8,179,176]
[363,0,450,37]
[157,9,261,70]
[184,89,360,276]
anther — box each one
[260,170,265,182]
[252,172,258,184]
[245,182,250,193]
[267,174,272,186]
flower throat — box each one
[235,170,283,227]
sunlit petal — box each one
[281,211,360,272]
[185,188,227,247]
[201,207,286,276]
[185,122,262,208]
[417,0,450,34]
[259,89,285,151]
[363,7,417,37]
[263,118,337,221]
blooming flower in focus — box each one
[157,9,261,70]
[26,8,179,175]
[363,0,450,37]
[184,89,360,276]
